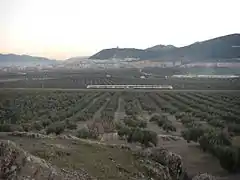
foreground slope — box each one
[0,132,187,180]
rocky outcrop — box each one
[139,159,172,180]
[150,148,183,180]
[192,173,216,180]
[136,147,184,180]
[0,140,94,180]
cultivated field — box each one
[1,68,240,90]
[0,90,240,179]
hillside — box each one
[89,48,161,60]
[0,54,56,66]
[89,34,240,61]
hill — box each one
[89,48,161,60]
[89,34,240,61]
[166,33,240,61]
[0,54,56,67]
[65,56,89,63]
[145,44,176,52]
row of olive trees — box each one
[123,116,147,128]
[100,93,119,122]
[0,118,77,135]
[137,93,156,113]
[150,114,176,132]
[117,124,158,147]
[124,94,141,116]
[182,127,240,172]
[0,92,108,127]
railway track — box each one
[1,88,240,93]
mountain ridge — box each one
[0,53,57,66]
[89,33,240,61]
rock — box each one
[59,134,80,140]
[158,134,182,141]
[192,173,216,180]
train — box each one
[86,84,173,89]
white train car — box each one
[86,84,173,89]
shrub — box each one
[208,119,224,128]
[150,115,162,122]
[124,118,137,127]
[139,121,147,128]
[124,118,147,128]
[13,125,24,132]
[199,134,210,152]
[42,119,51,127]
[0,124,23,132]
[66,123,77,130]
[181,117,193,125]
[217,146,239,172]
[78,114,88,121]
[208,130,232,146]
[21,123,32,132]
[142,130,158,147]
[0,124,13,132]
[33,122,43,131]
[127,128,158,147]
[228,123,240,135]
[157,119,166,127]
[115,121,125,130]
[128,128,144,143]
[162,123,176,132]
[77,127,98,139]
[65,120,77,130]
[125,102,138,116]
[175,112,186,119]
[77,128,91,139]
[46,122,65,135]
[199,130,232,153]
[150,114,168,125]
[117,126,131,138]
[182,127,205,143]
[168,108,178,114]
[152,115,176,132]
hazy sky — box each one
[0,0,239,60]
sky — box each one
[0,0,239,60]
